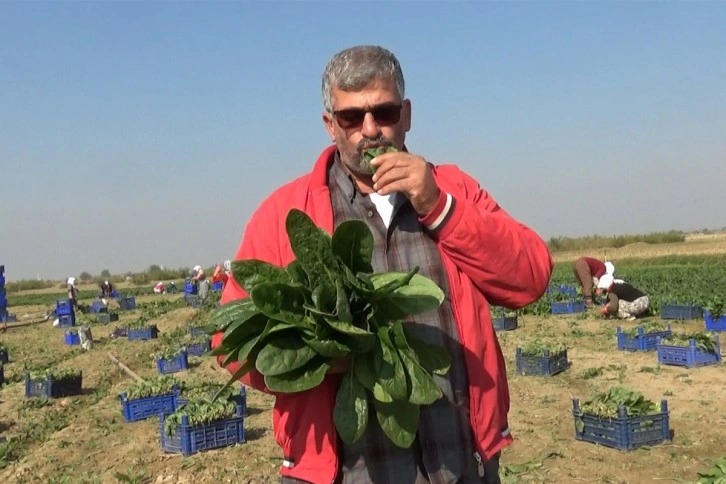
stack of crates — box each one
[0,265,7,322]
[56,298,76,327]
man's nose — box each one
[360,112,382,138]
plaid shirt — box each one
[327,159,484,484]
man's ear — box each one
[401,99,412,133]
[322,112,336,142]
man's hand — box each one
[370,151,440,216]
[600,306,610,316]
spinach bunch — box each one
[624,321,666,338]
[579,387,661,420]
[661,331,718,353]
[164,398,237,437]
[31,367,81,381]
[362,146,398,174]
[520,339,566,357]
[211,209,450,448]
[125,375,180,400]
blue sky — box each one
[2,1,725,281]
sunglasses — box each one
[332,104,403,129]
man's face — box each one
[323,78,411,178]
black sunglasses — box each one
[332,104,403,129]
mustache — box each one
[357,136,393,152]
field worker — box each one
[192,265,210,302]
[212,45,553,484]
[67,277,79,310]
[99,280,114,298]
[596,274,649,321]
[211,260,233,291]
[153,281,165,294]
[571,257,615,308]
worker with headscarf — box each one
[572,257,615,308]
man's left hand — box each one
[370,151,440,216]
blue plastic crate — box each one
[58,313,76,327]
[184,282,198,295]
[551,300,586,315]
[64,331,80,346]
[657,336,722,368]
[616,324,672,352]
[186,338,211,357]
[98,313,119,324]
[0,347,8,364]
[156,350,189,374]
[547,284,578,296]
[110,290,120,298]
[119,297,137,311]
[493,315,518,331]
[705,311,726,332]
[660,304,703,320]
[515,347,569,376]
[89,300,108,314]
[573,398,670,451]
[159,403,245,456]
[56,299,74,316]
[211,281,224,291]
[25,373,83,398]
[127,325,159,340]
[120,387,181,422]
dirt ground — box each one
[551,232,726,262]
[2,283,725,482]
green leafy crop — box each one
[361,146,398,173]
[211,208,450,448]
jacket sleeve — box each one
[420,165,553,309]
[211,197,285,394]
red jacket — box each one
[212,146,553,483]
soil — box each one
[1,272,724,482]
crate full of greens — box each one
[616,322,672,352]
[704,296,726,331]
[657,332,721,368]
[160,394,245,456]
[211,209,450,449]
[549,287,585,315]
[120,375,182,423]
[515,340,568,376]
[98,311,119,324]
[573,387,670,451]
[127,319,159,341]
[25,368,82,398]
[185,335,212,357]
[176,383,245,414]
[490,307,518,332]
[155,348,189,374]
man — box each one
[212,45,553,484]
[571,257,614,307]
[596,274,650,320]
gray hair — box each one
[322,45,405,113]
